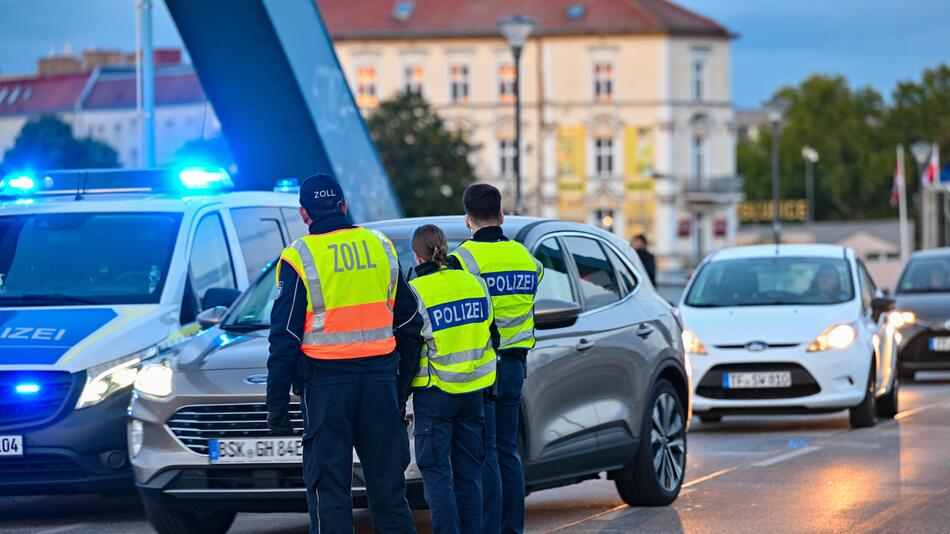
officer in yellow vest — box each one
[404,224,500,534]
[448,184,543,534]
[267,174,422,534]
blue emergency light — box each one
[0,172,38,196]
[273,178,300,193]
[0,166,235,199]
[178,166,234,190]
[15,383,40,394]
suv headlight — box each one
[887,310,916,329]
[682,329,707,355]
[134,361,174,398]
[76,346,157,409]
[807,324,857,352]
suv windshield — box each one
[0,212,182,306]
[897,256,950,294]
[685,256,854,307]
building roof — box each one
[0,73,91,115]
[83,66,206,110]
[320,0,730,40]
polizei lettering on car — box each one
[482,270,538,296]
[328,240,378,272]
[428,297,489,331]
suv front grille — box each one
[0,371,75,428]
[168,403,303,455]
[696,362,821,400]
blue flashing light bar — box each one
[273,178,300,193]
[15,383,40,394]
[0,172,38,196]
[178,166,234,190]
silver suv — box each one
[129,216,690,534]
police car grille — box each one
[168,403,304,455]
[0,371,74,428]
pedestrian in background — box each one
[405,224,500,534]
[449,184,543,534]
[266,174,422,534]
[632,234,657,286]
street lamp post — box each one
[801,146,819,224]
[910,140,936,249]
[764,99,789,244]
[498,14,536,215]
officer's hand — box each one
[268,411,294,435]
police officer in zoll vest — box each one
[404,224,501,534]
[448,184,543,534]
[267,174,422,534]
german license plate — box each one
[723,371,792,389]
[0,435,23,457]
[208,437,303,464]
[931,337,950,352]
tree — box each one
[1,115,119,173]
[739,76,891,221]
[367,91,478,217]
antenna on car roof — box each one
[74,171,86,201]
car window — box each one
[605,245,638,295]
[563,236,622,309]
[189,212,236,306]
[896,256,950,294]
[230,207,287,280]
[533,237,576,304]
[281,207,309,242]
[858,261,875,312]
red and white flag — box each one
[891,145,904,207]
[921,142,940,188]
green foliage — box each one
[367,91,478,217]
[1,115,119,173]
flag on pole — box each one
[891,145,904,207]
[921,142,940,188]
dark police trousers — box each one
[481,353,526,534]
[413,388,485,534]
[301,368,415,534]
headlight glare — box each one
[887,311,916,329]
[134,361,174,398]
[807,324,857,352]
[682,329,707,355]
[76,346,157,409]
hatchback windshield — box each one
[685,257,854,307]
[0,212,182,306]
[897,256,950,294]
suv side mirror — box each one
[201,287,242,310]
[870,296,896,321]
[535,299,581,330]
[196,306,229,329]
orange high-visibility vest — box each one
[277,227,399,360]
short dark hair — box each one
[634,234,648,244]
[462,184,502,223]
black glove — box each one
[268,410,294,435]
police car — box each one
[0,167,304,495]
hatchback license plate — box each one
[723,371,792,389]
[209,437,303,464]
[0,435,23,457]
[931,337,950,352]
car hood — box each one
[0,304,178,372]
[174,328,270,372]
[681,302,856,346]
[893,293,950,323]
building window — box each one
[450,64,470,104]
[595,137,614,176]
[499,139,516,177]
[692,134,704,179]
[403,64,424,94]
[692,59,705,101]
[356,65,378,108]
[498,63,516,104]
[593,62,613,102]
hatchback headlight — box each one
[134,361,174,398]
[682,329,707,355]
[807,324,857,352]
[76,346,157,409]
[887,311,916,329]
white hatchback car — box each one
[679,244,899,428]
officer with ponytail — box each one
[405,224,500,534]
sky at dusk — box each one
[1,0,948,108]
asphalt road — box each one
[3,374,950,534]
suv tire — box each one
[615,379,685,506]
[143,495,236,534]
[849,363,877,429]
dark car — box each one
[891,248,950,378]
[129,216,690,534]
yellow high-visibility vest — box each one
[409,266,496,394]
[450,240,543,350]
[277,227,398,360]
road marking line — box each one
[541,504,629,533]
[35,523,93,534]
[751,445,821,467]
[682,465,741,488]
[894,400,948,420]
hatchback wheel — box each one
[143,495,236,534]
[615,379,686,506]
[849,363,877,429]
[876,377,899,419]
